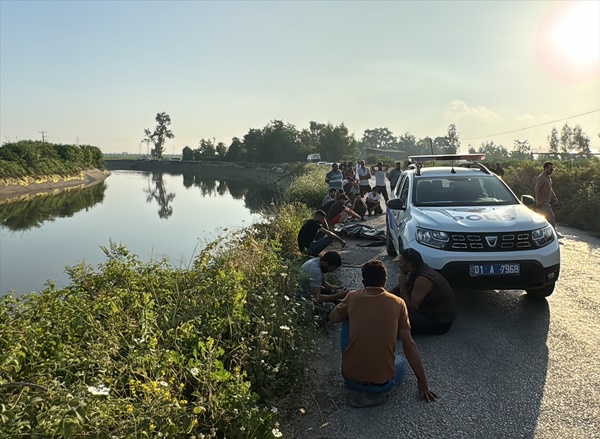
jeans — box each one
[308,236,334,256]
[340,319,408,394]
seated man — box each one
[327,194,361,225]
[298,210,346,256]
[365,187,383,216]
[322,188,337,207]
[329,259,438,407]
[350,193,367,220]
[390,248,456,335]
[301,251,349,303]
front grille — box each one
[445,231,536,252]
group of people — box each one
[300,247,456,407]
[321,160,404,224]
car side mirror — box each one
[387,198,405,210]
[521,195,535,207]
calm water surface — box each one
[0,170,277,295]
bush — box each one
[0,205,319,438]
[503,158,600,232]
[284,165,328,209]
[0,140,105,181]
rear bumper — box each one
[440,261,560,290]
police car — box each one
[386,154,560,298]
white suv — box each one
[386,154,560,298]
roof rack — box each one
[408,153,486,175]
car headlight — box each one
[416,227,449,249]
[531,225,555,247]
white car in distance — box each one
[385,154,560,298]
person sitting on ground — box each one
[327,194,362,225]
[301,251,349,303]
[298,210,346,256]
[350,193,367,220]
[390,248,456,336]
[365,186,383,216]
[322,188,337,207]
[329,259,438,407]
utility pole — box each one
[38,131,47,142]
[76,137,79,146]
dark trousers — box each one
[376,186,389,202]
[359,185,371,196]
[409,311,453,336]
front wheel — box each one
[526,283,555,299]
[386,219,397,257]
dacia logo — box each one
[485,236,498,247]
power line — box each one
[462,109,600,141]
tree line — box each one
[143,112,595,164]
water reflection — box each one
[144,172,176,219]
[0,182,107,232]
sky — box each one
[1,0,599,154]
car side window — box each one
[399,176,410,206]
[394,174,406,197]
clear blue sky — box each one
[1,0,598,153]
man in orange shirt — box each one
[329,259,438,407]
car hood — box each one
[412,204,549,232]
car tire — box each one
[386,219,397,257]
[525,283,555,299]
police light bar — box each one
[409,154,486,163]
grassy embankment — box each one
[0,141,105,185]
[0,166,329,438]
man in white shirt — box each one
[357,160,372,196]
[366,187,383,216]
[371,162,390,202]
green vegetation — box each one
[503,158,600,232]
[0,203,320,438]
[284,165,328,209]
[0,141,105,181]
[0,182,107,231]
[144,112,175,160]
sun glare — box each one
[537,1,600,82]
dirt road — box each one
[288,215,600,439]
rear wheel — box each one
[526,284,555,299]
[386,220,397,257]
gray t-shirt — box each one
[300,257,324,296]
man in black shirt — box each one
[298,210,346,256]
[390,248,456,335]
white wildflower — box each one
[260,331,268,335]
[279,325,290,331]
[240,426,246,431]
[272,427,283,437]
[283,295,290,301]
[190,367,200,377]
[158,381,168,387]
[87,384,110,396]
[271,406,278,414]
[273,367,279,373]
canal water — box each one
[0,170,279,296]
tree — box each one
[360,127,396,150]
[511,139,532,160]
[216,142,227,158]
[225,137,243,161]
[559,123,573,159]
[182,146,194,161]
[548,127,560,159]
[446,124,461,154]
[197,139,216,157]
[572,125,591,158]
[318,123,359,161]
[477,141,508,162]
[397,132,417,155]
[143,112,174,159]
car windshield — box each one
[412,175,518,206]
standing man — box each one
[535,162,559,229]
[357,160,372,196]
[371,162,390,202]
[388,161,403,192]
[365,187,383,216]
[329,259,438,407]
[298,210,346,256]
[390,248,456,336]
[301,251,349,303]
[325,162,344,192]
[492,162,505,178]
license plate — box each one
[469,263,520,277]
